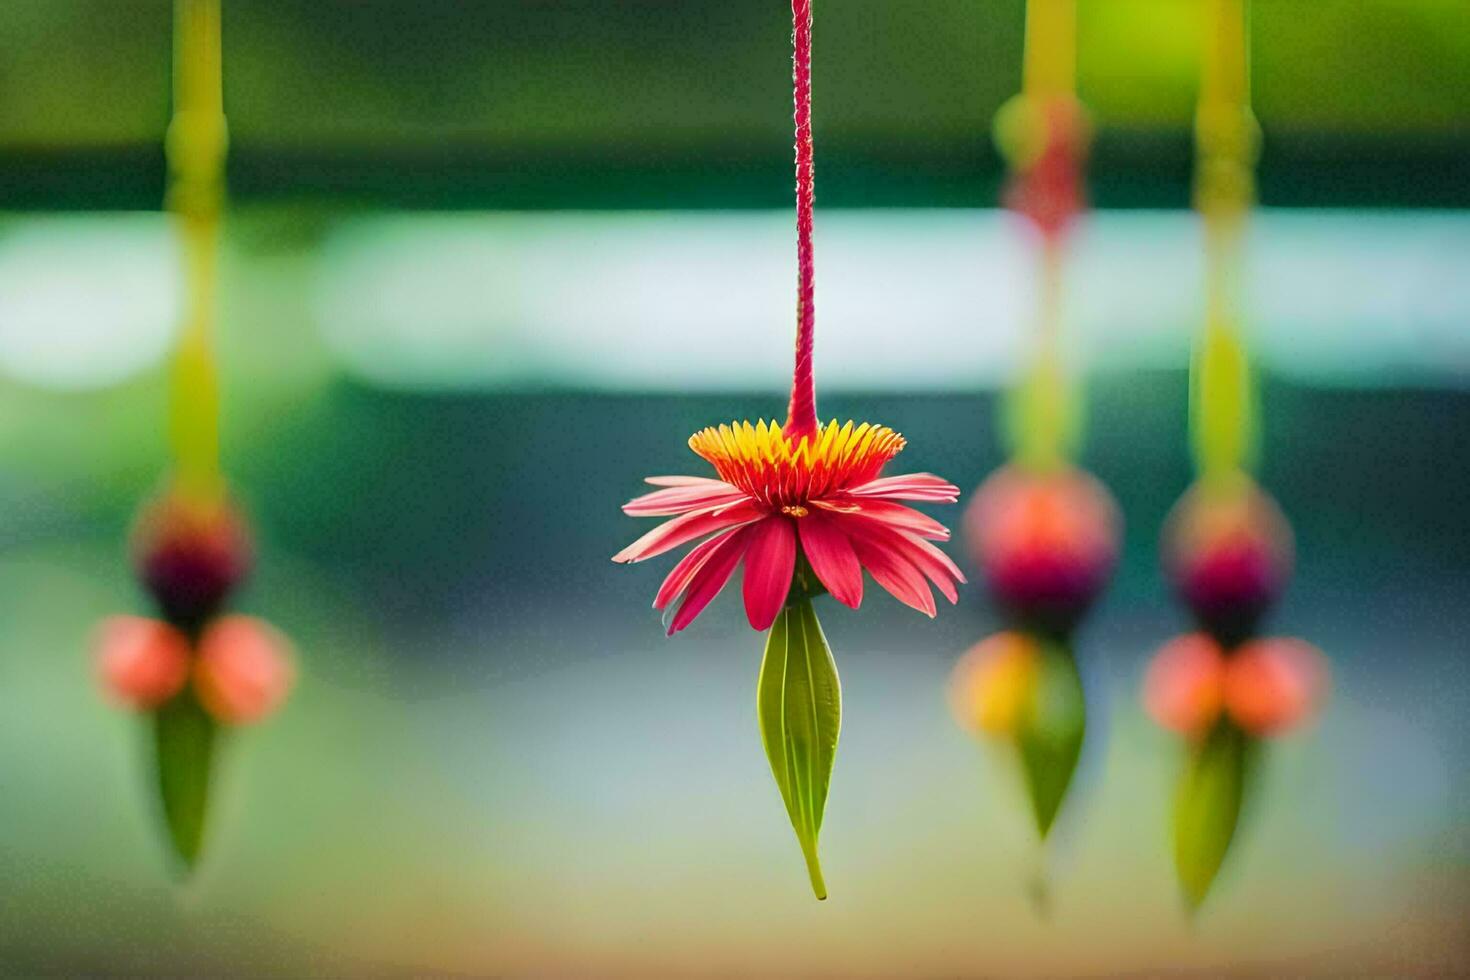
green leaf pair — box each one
[758,596,840,900]
[152,691,218,875]
[1174,719,1255,910]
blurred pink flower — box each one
[1164,478,1294,641]
[966,464,1119,632]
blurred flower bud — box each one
[1143,632,1227,737]
[1163,477,1293,645]
[193,615,294,725]
[133,490,253,630]
[996,95,1091,240]
[966,465,1120,635]
[1225,637,1328,736]
[949,631,1041,737]
[96,615,190,710]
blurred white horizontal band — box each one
[315,209,1470,391]
[0,210,1466,392]
[0,215,179,390]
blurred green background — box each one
[1,1,1468,977]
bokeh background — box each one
[1,1,1468,976]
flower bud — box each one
[966,465,1120,635]
[193,615,294,725]
[96,616,190,710]
[997,95,1090,240]
[1162,478,1293,645]
[949,631,1040,737]
[132,490,253,631]
[1225,637,1327,736]
[1143,632,1226,737]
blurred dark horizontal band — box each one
[4,131,1467,212]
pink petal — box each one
[655,526,746,610]
[1225,638,1329,736]
[848,473,962,502]
[851,534,937,617]
[624,483,748,516]
[742,517,796,630]
[797,512,863,608]
[853,522,965,604]
[669,527,750,634]
[612,503,761,563]
[1143,633,1226,736]
[644,475,732,488]
[820,497,951,541]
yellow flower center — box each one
[689,419,906,510]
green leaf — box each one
[757,596,841,900]
[1015,641,1086,838]
[153,691,217,875]
[1174,719,1254,910]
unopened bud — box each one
[133,490,253,631]
[1143,633,1226,737]
[193,615,294,725]
[96,616,190,710]
[1225,637,1327,736]
[1163,478,1293,645]
[966,465,1120,635]
[949,631,1041,737]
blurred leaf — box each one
[153,691,216,874]
[757,596,840,901]
[1016,641,1086,837]
[1173,720,1254,909]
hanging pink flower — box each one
[616,421,963,633]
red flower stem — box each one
[785,0,818,442]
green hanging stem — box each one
[1191,0,1259,483]
[1007,241,1080,473]
[758,594,841,900]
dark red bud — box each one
[965,465,1120,636]
[132,490,253,632]
[1163,478,1293,646]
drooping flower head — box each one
[615,419,964,634]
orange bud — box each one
[1225,638,1328,736]
[193,616,295,725]
[949,632,1041,737]
[1143,633,1227,736]
[96,616,190,710]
